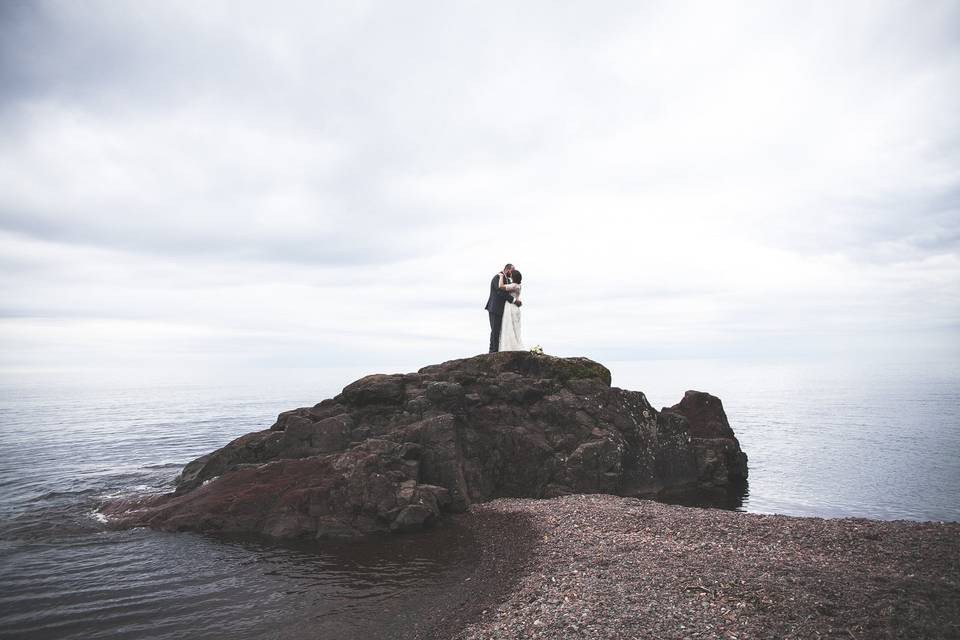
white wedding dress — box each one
[499,283,524,351]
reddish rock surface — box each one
[102,352,748,539]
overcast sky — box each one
[1,0,958,381]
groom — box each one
[485,263,521,353]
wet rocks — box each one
[102,352,748,540]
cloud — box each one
[1,0,958,375]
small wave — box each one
[0,505,105,541]
[142,462,184,470]
[96,486,163,502]
[27,488,98,503]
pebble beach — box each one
[429,494,960,640]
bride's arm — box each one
[495,273,515,304]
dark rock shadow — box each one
[654,479,750,512]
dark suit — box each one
[484,272,514,353]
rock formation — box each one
[102,352,748,539]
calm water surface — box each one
[1,357,958,638]
[612,356,960,521]
[0,370,476,640]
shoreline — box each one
[404,510,542,640]
[428,495,960,639]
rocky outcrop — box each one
[102,352,748,539]
[663,390,749,487]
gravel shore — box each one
[439,494,960,640]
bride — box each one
[499,269,524,351]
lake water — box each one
[1,356,958,638]
[611,357,960,522]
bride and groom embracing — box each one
[484,263,524,353]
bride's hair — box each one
[511,269,522,284]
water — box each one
[611,356,960,522]
[1,357,958,638]
[0,370,478,640]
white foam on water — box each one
[89,509,109,523]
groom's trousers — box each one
[488,311,503,353]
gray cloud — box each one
[1,0,958,372]
[4,1,957,262]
